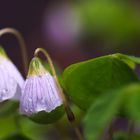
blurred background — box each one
[0,0,140,139]
[0,0,140,73]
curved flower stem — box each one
[0,28,28,75]
[34,47,84,140]
[34,48,71,116]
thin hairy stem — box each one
[0,28,28,74]
[34,47,84,140]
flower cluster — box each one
[0,46,63,121]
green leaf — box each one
[114,132,126,140]
[63,54,138,110]
[0,101,19,118]
[113,53,140,69]
[76,1,140,44]
[29,105,64,124]
[3,133,32,140]
[20,116,49,140]
[125,83,140,122]
[83,83,140,140]
[0,116,17,139]
[83,89,124,140]
[114,132,140,140]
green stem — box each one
[14,114,22,133]
[0,28,28,75]
[107,124,113,140]
[73,126,84,140]
[34,48,84,140]
[128,120,134,140]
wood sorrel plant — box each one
[1,28,140,140]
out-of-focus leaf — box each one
[83,89,124,140]
[83,83,140,140]
[125,84,140,122]
[20,116,50,140]
[114,132,126,140]
[2,133,32,140]
[0,116,17,139]
[76,1,140,44]
[63,54,138,110]
[0,101,19,118]
[114,132,140,140]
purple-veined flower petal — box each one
[20,72,63,116]
[0,56,24,101]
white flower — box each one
[0,47,24,101]
[20,57,62,116]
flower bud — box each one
[20,57,64,124]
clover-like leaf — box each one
[63,54,138,110]
[113,53,140,69]
[83,89,124,140]
[83,83,140,140]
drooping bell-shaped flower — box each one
[0,46,24,101]
[20,57,63,116]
